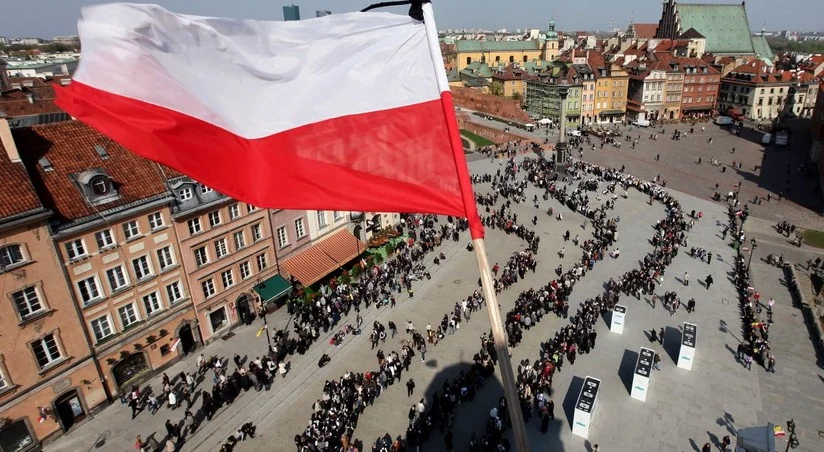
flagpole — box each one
[420,2,531,451]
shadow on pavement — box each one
[664,326,682,364]
[618,349,638,396]
[562,376,584,432]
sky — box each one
[1,0,822,39]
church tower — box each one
[543,18,559,61]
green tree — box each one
[490,81,504,96]
[512,92,522,102]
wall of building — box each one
[457,49,543,71]
[269,209,311,263]
[0,220,107,447]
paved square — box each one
[45,152,823,452]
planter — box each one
[106,358,117,365]
[134,344,143,351]
[119,350,130,359]
[146,335,157,344]
[159,329,169,338]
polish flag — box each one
[56,3,483,238]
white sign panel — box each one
[610,305,627,334]
[631,347,655,401]
[572,376,601,438]
[677,322,697,370]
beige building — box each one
[167,174,286,343]
[13,121,200,398]
[0,120,108,450]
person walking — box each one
[705,274,714,289]
[659,327,665,345]
[650,328,659,343]
[406,378,415,397]
[683,272,689,286]
[687,298,696,313]
[388,321,398,338]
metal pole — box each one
[473,238,530,452]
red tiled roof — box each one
[281,229,365,286]
[13,121,170,224]
[633,23,659,39]
[0,77,65,117]
[0,139,42,218]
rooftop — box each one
[455,40,541,53]
[0,136,42,219]
[14,121,172,226]
[673,3,754,54]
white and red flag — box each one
[57,2,484,238]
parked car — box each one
[567,130,582,137]
[632,118,651,127]
[715,116,733,125]
[761,133,772,145]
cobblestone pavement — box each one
[46,156,824,452]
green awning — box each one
[599,110,624,115]
[254,274,292,303]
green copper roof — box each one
[456,40,540,52]
[751,33,774,62]
[676,3,754,54]
[460,61,493,78]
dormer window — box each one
[90,176,111,196]
[77,170,119,205]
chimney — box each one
[0,60,10,92]
[0,118,22,163]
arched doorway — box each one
[111,352,149,389]
[53,390,86,432]
[178,324,196,355]
[236,294,253,326]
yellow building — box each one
[590,52,629,123]
[455,40,543,71]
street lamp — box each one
[747,238,757,271]
[255,277,273,353]
[785,418,799,451]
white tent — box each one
[538,118,552,124]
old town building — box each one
[455,40,543,71]
[167,175,284,343]
[679,57,721,119]
[0,119,108,450]
[12,121,199,398]
[718,60,792,121]
[589,51,629,123]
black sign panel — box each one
[613,305,627,314]
[636,348,654,377]
[576,377,601,413]
[682,323,697,348]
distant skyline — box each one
[1,0,823,39]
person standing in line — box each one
[659,327,665,345]
[547,398,555,420]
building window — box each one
[0,244,26,269]
[199,184,213,194]
[166,281,184,304]
[221,270,234,289]
[333,211,343,221]
[509,55,514,63]
[142,292,163,316]
[65,239,86,260]
[178,187,193,201]
[251,224,263,242]
[466,57,471,65]
[239,261,252,280]
[156,246,176,271]
[95,229,115,250]
[105,265,130,292]
[77,276,102,305]
[233,231,246,250]
[188,218,202,235]
[132,255,153,280]
[214,238,228,259]
[317,211,328,228]
[295,218,306,238]
[148,212,164,230]
[32,333,62,369]
[256,253,268,271]
[246,204,257,213]
[123,220,140,240]
[228,203,240,220]
[194,246,209,267]
[90,315,113,342]
[118,303,140,329]
[277,226,289,248]
[12,286,43,319]
[208,211,222,227]
[202,279,216,298]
